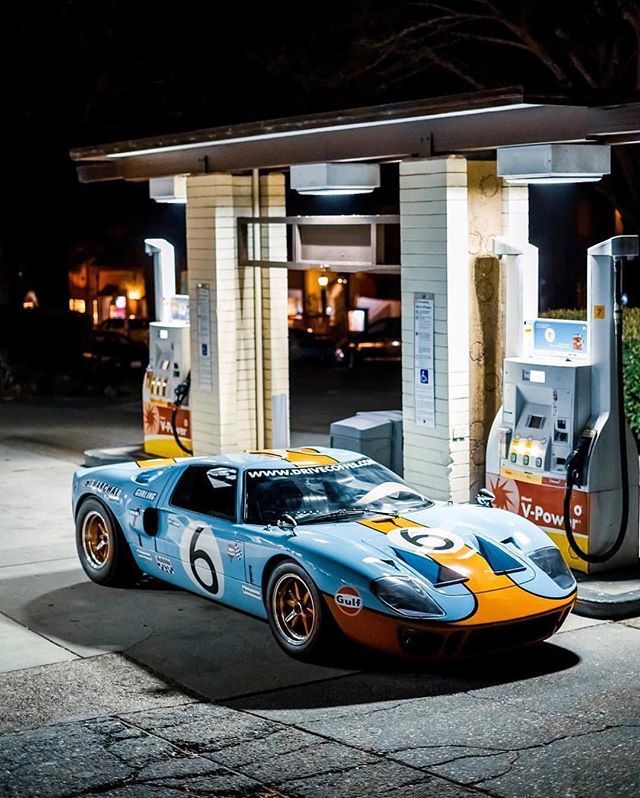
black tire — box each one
[266,561,334,660]
[75,497,140,587]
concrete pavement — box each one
[0,399,639,797]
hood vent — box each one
[393,548,468,588]
[476,537,526,575]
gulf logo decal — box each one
[334,586,363,615]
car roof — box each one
[180,447,367,471]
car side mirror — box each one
[277,514,297,534]
[143,507,159,536]
[476,488,495,508]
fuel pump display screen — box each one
[526,414,546,429]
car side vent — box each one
[134,471,163,484]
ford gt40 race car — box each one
[72,447,576,660]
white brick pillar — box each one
[502,181,530,246]
[186,173,255,454]
[400,156,470,502]
[259,173,289,447]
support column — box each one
[400,156,470,502]
[259,173,289,448]
[186,173,255,454]
[467,162,507,498]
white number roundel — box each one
[179,521,225,598]
[386,526,466,556]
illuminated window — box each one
[69,298,86,314]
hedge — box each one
[541,308,640,439]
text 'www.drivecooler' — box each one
[246,458,375,479]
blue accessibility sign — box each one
[419,368,429,384]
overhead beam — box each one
[72,98,640,184]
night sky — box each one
[1,0,638,309]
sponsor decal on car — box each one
[242,584,262,600]
[226,542,243,561]
[84,479,122,500]
[155,554,174,575]
[134,488,158,501]
[246,457,374,480]
[334,586,363,615]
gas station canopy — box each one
[71,87,640,182]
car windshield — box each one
[244,457,433,525]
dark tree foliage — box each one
[330,0,640,228]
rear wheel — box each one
[76,498,139,587]
[266,561,333,660]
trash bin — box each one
[357,410,403,476]
[329,414,392,469]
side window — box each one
[171,466,237,520]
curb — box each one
[574,584,640,620]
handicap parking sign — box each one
[419,368,429,384]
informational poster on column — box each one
[196,282,213,391]
[414,293,435,428]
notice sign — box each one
[196,282,213,390]
[414,293,435,428]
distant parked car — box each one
[335,317,402,368]
[289,327,336,363]
[83,331,148,375]
[98,318,149,346]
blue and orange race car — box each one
[72,447,576,660]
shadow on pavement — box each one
[17,574,579,707]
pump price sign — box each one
[414,293,435,428]
[533,319,588,357]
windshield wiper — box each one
[297,509,365,525]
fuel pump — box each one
[142,239,192,457]
[486,235,640,574]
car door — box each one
[155,464,244,604]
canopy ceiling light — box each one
[149,175,187,203]
[497,144,611,185]
[290,162,380,196]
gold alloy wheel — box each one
[272,573,317,646]
[81,510,112,569]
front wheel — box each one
[76,498,139,587]
[266,561,333,660]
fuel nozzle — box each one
[565,430,595,489]
[174,373,191,406]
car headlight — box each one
[529,547,575,590]
[335,348,345,360]
[372,575,444,618]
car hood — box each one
[296,502,540,594]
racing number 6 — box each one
[189,526,219,594]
